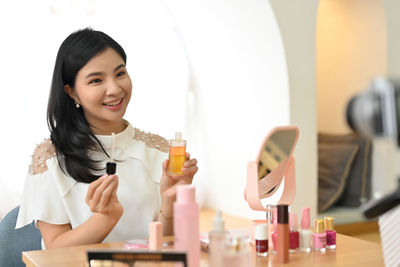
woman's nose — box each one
[106,79,122,95]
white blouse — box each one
[16,122,169,247]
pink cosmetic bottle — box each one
[148,221,163,250]
[289,212,300,253]
[267,205,275,252]
[300,207,312,253]
[313,219,327,253]
[324,216,336,250]
[174,185,200,267]
[271,208,278,253]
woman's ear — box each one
[64,84,81,105]
[64,84,74,99]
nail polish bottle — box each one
[289,213,300,253]
[300,207,312,253]
[267,205,274,252]
[313,219,327,253]
[255,223,269,257]
[324,216,336,250]
[174,185,200,267]
[209,210,229,267]
[276,204,289,264]
[271,207,278,254]
[168,132,186,176]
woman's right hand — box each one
[85,174,123,217]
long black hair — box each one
[47,28,127,183]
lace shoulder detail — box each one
[29,138,57,175]
[134,128,169,153]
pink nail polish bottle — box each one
[289,213,300,253]
[313,219,327,253]
[324,216,336,250]
[271,207,278,253]
[174,185,200,267]
[267,206,275,251]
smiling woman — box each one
[14,28,198,250]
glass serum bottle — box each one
[168,132,186,176]
[209,210,229,267]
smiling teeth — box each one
[104,99,121,106]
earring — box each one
[75,101,80,108]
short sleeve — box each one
[16,169,70,229]
[16,140,69,229]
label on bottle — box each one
[256,239,268,253]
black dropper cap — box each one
[106,162,116,175]
[277,204,289,224]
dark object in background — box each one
[318,142,359,212]
[318,133,372,212]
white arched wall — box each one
[164,0,290,219]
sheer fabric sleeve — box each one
[16,139,70,229]
[125,129,169,184]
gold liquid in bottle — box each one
[168,132,186,176]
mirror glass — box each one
[257,129,297,181]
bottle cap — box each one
[266,205,273,224]
[170,132,186,147]
[148,221,163,250]
[175,132,182,141]
[314,219,325,234]
[289,212,298,230]
[324,216,335,231]
[301,207,310,229]
[255,223,269,240]
[176,185,195,204]
[277,204,289,224]
[106,162,116,175]
[213,210,225,231]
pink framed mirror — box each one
[245,126,299,212]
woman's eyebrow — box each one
[85,64,126,79]
[114,64,125,71]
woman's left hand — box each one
[160,152,198,218]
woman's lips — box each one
[103,98,123,110]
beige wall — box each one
[317,0,387,134]
[317,0,400,198]
[270,0,319,220]
[383,0,400,78]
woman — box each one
[16,28,198,249]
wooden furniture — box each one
[22,209,384,266]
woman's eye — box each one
[117,71,126,77]
[89,78,102,84]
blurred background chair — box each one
[0,206,41,267]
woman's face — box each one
[66,47,132,134]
